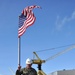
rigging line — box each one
[45,44,75,62]
[35,43,75,53]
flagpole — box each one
[18,37,21,70]
[17,5,40,70]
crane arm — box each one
[32,52,45,64]
[45,45,75,62]
[33,52,41,60]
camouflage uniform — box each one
[16,67,37,75]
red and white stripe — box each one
[18,5,40,37]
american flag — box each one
[18,5,41,37]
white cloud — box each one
[55,11,75,31]
[55,16,67,31]
[71,11,75,19]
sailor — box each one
[16,58,37,75]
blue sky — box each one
[0,0,75,75]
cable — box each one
[45,44,75,62]
[35,43,75,53]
